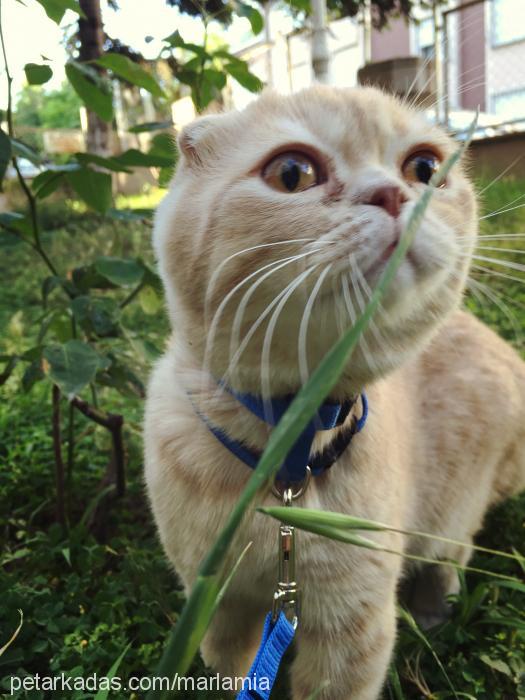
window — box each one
[417,17,435,59]
[492,0,525,47]
[491,88,525,120]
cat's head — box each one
[154,86,477,397]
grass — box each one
[0,178,524,699]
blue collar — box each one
[192,387,368,484]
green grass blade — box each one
[259,506,525,565]
[387,664,406,700]
[94,642,131,700]
[398,607,459,700]
[259,509,522,582]
[147,123,476,698]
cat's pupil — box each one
[415,157,434,184]
[281,161,301,191]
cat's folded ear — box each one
[177,114,226,167]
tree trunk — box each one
[311,0,330,84]
[78,0,112,155]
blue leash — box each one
[236,612,296,700]
[190,384,370,698]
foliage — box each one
[1,175,525,697]
[1,0,524,696]
[15,83,83,131]
[0,0,263,531]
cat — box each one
[144,85,525,700]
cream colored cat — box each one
[144,86,525,700]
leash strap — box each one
[236,611,295,700]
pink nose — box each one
[365,185,406,219]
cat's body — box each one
[144,86,525,699]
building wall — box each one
[371,18,410,62]
[458,0,486,111]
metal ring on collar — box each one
[272,466,311,503]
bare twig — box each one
[51,385,67,529]
[71,396,126,497]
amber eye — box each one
[402,150,442,186]
[262,152,320,193]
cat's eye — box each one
[402,150,442,186]
[262,152,320,193]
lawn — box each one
[0,178,524,700]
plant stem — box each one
[67,402,75,484]
[71,396,126,497]
[51,385,67,530]
[120,281,145,309]
[0,0,63,284]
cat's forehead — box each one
[240,86,450,164]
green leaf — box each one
[96,357,145,398]
[35,0,85,23]
[65,61,113,122]
[223,62,263,92]
[75,153,131,173]
[44,340,104,398]
[202,69,227,90]
[24,62,53,85]
[115,149,176,169]
[61,547,72,567]
[94,257,144,287]
[72,264,115,293]
[235,1,264,35]
[0,356,17,386]
[163,30,209,57]
[32,170,67,199]
[22,360,45,393]
[138,285,162,315]
[128,120,173,133]
[148,133,177,185]
[287,0,310,10]
[71,296,121,337]
[11,137,42,164]
[0,129,12,188]
[129,337,161,363]
[0,212,32,237]
[66,168,112,214]
[96,53,166,98]
[480,655,512,677]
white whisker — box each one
[260,265,318,423]
[471,254,525,274]
[229,248,329,376]
[204,238,316,324]
[298,264,333,384]
[471,264,525,286]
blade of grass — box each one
[398,607,459,700]
[94,643,131,700]
[258,509,522,582]
[0,610,23,657]
[388,664,406,700]
[258,506,525,566]
[147,119,477,699]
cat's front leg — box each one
[290,577,398,700]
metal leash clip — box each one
[271,468,311,629]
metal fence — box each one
[441,0,525,136]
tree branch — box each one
[71,396,126,497]
[52,385,67,529]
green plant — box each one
[0,0,264,533]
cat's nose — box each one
[365,185,406,219]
